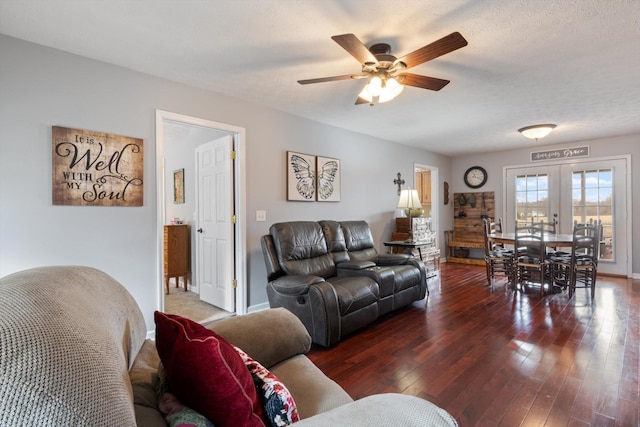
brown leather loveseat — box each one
[261,220,428,347]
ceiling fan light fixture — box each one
[366,76,383,97]
[359,76,404,105]
[379,77,404,103]
[299,32,468,105]
[518,124,557,140]
[357,87,374,104]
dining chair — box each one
[570,219,601,298]
[483,218,514,287]
[549,220,601,298]
[512,221,550,295]
[528,216,557,234]
[490,218,507,250]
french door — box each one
[505,157,630,276]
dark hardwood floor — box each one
[307,263,639,426]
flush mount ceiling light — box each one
[518,124,557,141]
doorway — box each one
[155,110,247,316]
[414,164,439,245]
[504,155,631,277]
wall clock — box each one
[464,166,487,189]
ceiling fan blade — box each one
[396,32,468,69]
[331,34,378,65]
[298,74,360,85]
[398,73,450,91]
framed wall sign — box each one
[52,126,143,206]
[173,168,185,204]
[287,151,316,201]
[531,146,590,162]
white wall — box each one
[0,35,451,332]
[452,135,639,275]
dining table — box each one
[489,231,575,296]
[488,232,574,248]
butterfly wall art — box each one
[316,156,340,202]
[287,151,341,202]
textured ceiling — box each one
[1,0,639,156]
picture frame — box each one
[316,156,341,202]
[173,168,185,204]
[287,151,316,201]
[52,126,144,206]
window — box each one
[572,168,614,260]
[515,174,550,225]
[506,157,628,276]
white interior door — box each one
[196,135,234,311]
[505,157,630,276]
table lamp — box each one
[397,188,422,242]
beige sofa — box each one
[0,266,457,426]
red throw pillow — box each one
[154,312,266,427]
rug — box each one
[164,285,233,324]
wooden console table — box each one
[444,230,485,266]
[446,191,495,265]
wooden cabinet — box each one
[415,171,431,204]
[164,224,190,294]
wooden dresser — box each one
[164,224,190,294]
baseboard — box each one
[247,302,270,313]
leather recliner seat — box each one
[261,220,428,347]
[337,220,426,314]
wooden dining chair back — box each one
[490,218,508,250]
[528,216,557,234]
[512,221,549,295]
[483,218,513,286]
[570,220,600,298]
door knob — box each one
[197,228,203,233]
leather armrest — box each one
[336,260,376,270]
[377,253,412,265]
[270,275,325,296]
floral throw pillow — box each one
[234,346,300,427]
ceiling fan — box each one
[298,32,468,105]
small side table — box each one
[383,240,426,260]
[384,240,438,296]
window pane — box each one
[572,188,583,204]
[571,168,614,261]
[515,174,549,225]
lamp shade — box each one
[397,189,421,209]
[518,124,557,140]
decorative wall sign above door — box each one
[52,126,144,206]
